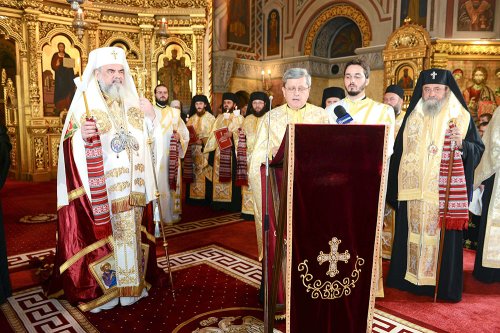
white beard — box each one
[98,79,128,102]
[423,96,446,116]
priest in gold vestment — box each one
[149,84,189,224]
[387,68,484,301]
[240,91,270,220]
[472,107,500,283]
[185,95,216,205]
[326,59,395,297]
[249,68,328,263]
[204,92,245,212]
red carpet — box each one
[85,264,260,332]
[1,179,231,255]
[377,251,500,333]
[2,178,499,332]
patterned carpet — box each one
[2,242,433,333]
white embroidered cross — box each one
[430,71,437,79]
[317,237,351,278]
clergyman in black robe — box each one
[386,68,484,302]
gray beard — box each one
[423,98,445,116]
[98,79,126,102]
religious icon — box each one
[267,10,280,57]
[457,0,495,32]
[157,46,192,108]
[42,37,79,117]
[397,65,415,89]
[227,0,250,45]
[100,262,117,289]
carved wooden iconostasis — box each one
[383,18,432,111]
[0,0,210,181]
[384,17,499,116]
[433,39,500,124]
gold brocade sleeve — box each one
[248,103,328,260]
[203,115,224,153]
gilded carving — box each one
[9,136,17,168]
[100,14,138,25]
[39,22,72,38]
[386,21,431,52]
[33,136,47,170]
[303,5,371,56]
[50,137,59,167]
[432,43,500,56]
[41,5,74,18]
[148,0,207,8]
[171,34,193,51]
[193,29,204,95]
[31,128,48,134]
[96,0,144,6]
[101,31,140,52]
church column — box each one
[139,14,155,100]
[193,26,205,95]
[23,10,41,119]
[85,23,99,68]
[23,9,50,181]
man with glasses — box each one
[386,69,484,301]
[248,68,328,292]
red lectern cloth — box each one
[284,124,388,333]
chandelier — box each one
[66,0,85,11]
[72,8,88,40]
[66,0,87,39]
[157,18,169,46]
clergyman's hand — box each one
[82,120,98,141]
[140,97,155,121]
[450,125,463,149]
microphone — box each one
[334,105,353,124]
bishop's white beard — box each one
[422,94,448,116]
[98,79,129,102]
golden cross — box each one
[111,50,118,60]
[317,237,350,278]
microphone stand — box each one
[264,95,273,333]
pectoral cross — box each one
[317,237,350,278]
[430,71,437,80]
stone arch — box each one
[303,4,372,56]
